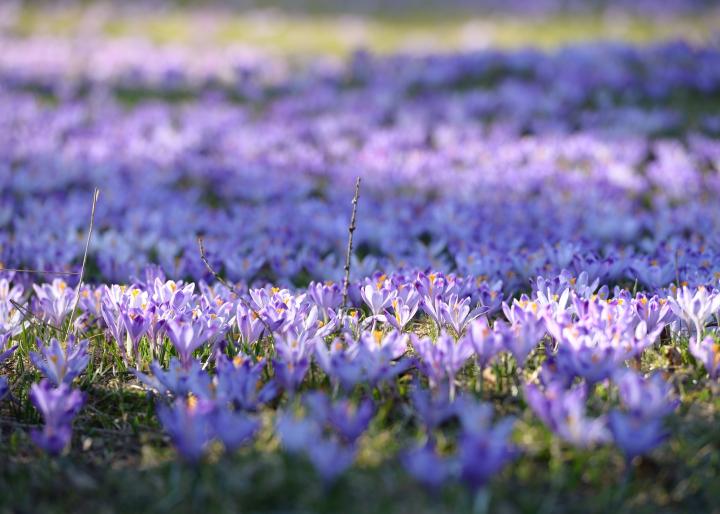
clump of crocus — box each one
[668,286,720,342]
[157,396,258,463]
[439,294,486,335]
[214,354,278,411]
[165,315,220,368]
[456,399,518,493]
[689,336,720,379]
[29,379,85,456]
[411,331,473,400]
[401,442,452,491]
[609,368,678,462]
[276,399,358,484]
[32,279,75,327]
[524,379,610,448]
[30,337,89,386]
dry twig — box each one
[341,177,361,309]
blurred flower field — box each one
[1,1,720,513]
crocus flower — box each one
[120,307,153,358]
[496,315,545,367]
[457,399,518,492]
[524,381,610,448]
[613,368,679,419]
[689,336,720,379]
[30,337,89,387]
[276,411,322,453]
[272,358,310,392]
[215,354,278,411]
[29,380,85,456]
[462,317,501,369]
[439,294,486,335]
[306,437,356,483]
[0,376,9,401]
[32,279,75,327]
[358,329,408,360]
[236,305,265,345]
[384,296,420,331]
[668,286,720,341]
[133,358,212,398]
[165,316,215,367]
[326,398,374,443]
[307,281,342,318]
[156,396,214,463]
[360,282,396,320]
[608,412,668,460]
[401,442,451,490]
[213,408,259,451]
[0,342,17,365]
[412,332,473,398]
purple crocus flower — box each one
[360,282,396,321]
[307,281,342,318]
[689,336,720,379]
[32,279,75,327]
[236,305,265,345]
[272,357,310,392]
[326,397,374,443]
[29,379,85,456]
[412,332,473,398]
[120,307,153,358]
[608,412,668,460]
[401,442,451,490]
[668,286,720,341]
[496,315,545,367]
[609,367,677,460]
[384,296,420,331]
[156,396,214,463]
[410,383,456,430]
[524,381,610,448]
[0,376,9,401]
[165,316,215,367]
[439,294,486,335]
[456,399,518,492]
[276,411,322,453]
[213,408,259,451]
[30,337,89,386]
[462,317,501,369]
[0,342,17,365]
[613,368,679,419]
[215,354,278,411]
[306,437,356,483]
[133,358,212,398]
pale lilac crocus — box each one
[524,381,610,448]
[668,286,720,341]
[165,316,216,367]
[32,279,75,327]
[384,296,420,331]
[29,379,85,456]
[30,337,89,386]
[412,332,473,399]
[689,336,720,379]
[439,294,486,335]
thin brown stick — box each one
[341,177,361,309]
[65,188,100,341]
[197,236,273,338]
